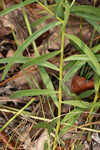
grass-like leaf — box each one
[73,12,100,22]
[38,66,58,107]
[31,15,50,28]
[0,0,38,17]
[79,90,95,99]
[63,60,85,83]
[55,0,64,19]
[10,89,58,99]
[71,5,100,17]
[1,21,60,80]
[22,51,60,69]
[86,19,100,33]
[64,54,89,61]
[59,109,83,136]
[62,100,89,109]
[39,61,59,71]
[92,44,100,53]
[66,34,100,76]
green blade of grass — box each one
[71,5,100,17]
[22,51,60,69]
[86,19,100,33]
[79,90,95,99]
[66,34,100,76]
[64,54,100,62]
[0,0,38,16]
[62,100,89,109]
[59,109,82,136]
[21,3,59,110]
[73,12,100,22]
[55,0,64,19]
[1,53,100,66]
[31,15,50,28]
[39,61,59,71]
[92,44,100,53]
[38,66,58,106]
[61,109,83,124]
[1,21,60,80]
[10,89,58,99]
[64,54,89,61]
[0,57,29,63]
[63,60,85,83]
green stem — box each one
[87,78,100,140]
[88,79,100,122]
[53,28,65,150]
[22,5,39,56]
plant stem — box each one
[87,78,100,140]
[53,28,65,150]
[22,6,39,56]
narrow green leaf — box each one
[0,57,31,64]
[31,15,50,28]
[44,143,48,150]
[63,61,74,71]
[64,54,89,61]
[64,1,70,26]
[71,5,100,17]
[62,100,89,109]
[2,21,60,80]
[10,89,58,99]
[22,51,60,69]
[55,0,64,19]
[0,57,59,71]
[64,54,100,62]
[63,60,85,83]
[79,90,95,99]
[94,73,100,93]
[61,109,82,123]
[59,109,82,136]
[73,12,100,22]
[66,34,100,75]
[86,19,100,33]
[92,44,100,53]
[38,66,58,107]
[0,0,38,17]
[39,61,59,71]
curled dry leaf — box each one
[71,75,94,93]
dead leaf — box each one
[71,75,94,93]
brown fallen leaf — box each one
[71,75,94,93]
